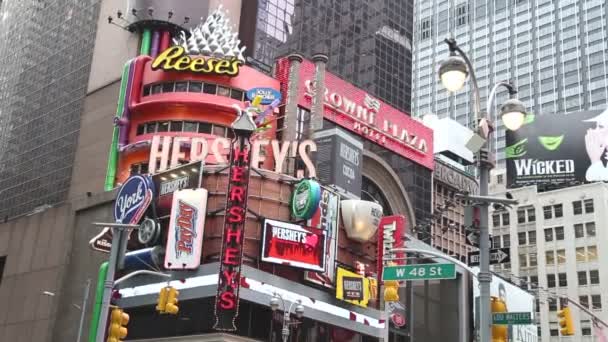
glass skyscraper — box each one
[0,0,100,219]
[251,0,415,113]
[412,0,608,169]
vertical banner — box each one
[304,186,340,288]
[164,189,208,269]
[377,215,406,328]
[213,135,252,331]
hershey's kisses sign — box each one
[213,134,252,331]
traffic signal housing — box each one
[383,280,399,302]
[557,306,575,336]
[491,296,508,342]
[165,287,179,315]
[107,307,129,342]
[156,287,169,313]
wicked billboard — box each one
[506,108,608,188]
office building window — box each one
[520,254,527,267]
[578,271,588,285]
[530,275,538,289]
[586,222,596,237]
[503,235,510,247]
[528,208,535,222]
[546,251,555,265]
[529,253,537,266]
[420,18,432,39]
[493,214,500,227]
[577,247,586,262]
[543,205,552,219]
[557,249,566,264]
[584,199,594,213]
[573,200,582,215]
[545,228,553,242]
[590,270,600,284]
[518,232,526,245]
[555,226,564,240]
[554,204,563,217]
[497,174,504,184]
[580,295,589,308]
[528,231,536,244]
[550,329,559,336]
[456,4,468,26]
[547,274,556,288]
[517,209,526,223]
[575,223,584,238]
[558,273,568,287]
[493,236,501,248]
[591,295,602,310]
[588,246,598,261]
[502,213,509,225]
[582,327,592,335]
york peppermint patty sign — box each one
[114,175,155,224]
[506,108,608,188]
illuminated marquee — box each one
[151,46,242,76]
[214,135,252,331]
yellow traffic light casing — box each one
[383,280,399,302]
[156,287,168,313]
[107,308,129,342]
[491,296,508,342]
[557,306,575,336]
[165,287,179,315]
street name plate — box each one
[493,312,532,325]
[382,263,457,281]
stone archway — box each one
[361,150,416,228]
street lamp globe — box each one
[295,301,305,318]
[499,98,527,131]
[269,296,280,311]
[438,55,468,92]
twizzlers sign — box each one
[276,58,434,170]
[213,135,252,331]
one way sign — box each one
[467,248,510,266]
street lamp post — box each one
[438,37,526,342]
[269,293,305,342]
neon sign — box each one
[213,135,252,331]
[151,46,242,76]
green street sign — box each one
[382,263,457,281]
[493,312,532,325]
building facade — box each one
[431,158,478,263]
[0,0,101,219]
[412,0,608,168]
[251,0,415,113]
[490,182,608,341]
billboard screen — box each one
[473,268,537,342]
[506,108,608,188]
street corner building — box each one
[0,1,480,342]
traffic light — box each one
[383,280,399,302]
[557,306,575,336]
[107,307,129,342]
[156,287,169,313]
[165,287,179,315]
[491,296,508,342]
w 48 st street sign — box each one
[467,248,510,266]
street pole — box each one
[92,222,138,342]
[76,279,91,342]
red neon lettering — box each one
[222,269,239,287]
[229,186,245,202]
[225,228,242,244]
[223,248,239,265]
[231,166,245,182]
[228,206,244,223]
[219,291,236,309]
[233,148,249,163]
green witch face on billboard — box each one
[505,107,608,188]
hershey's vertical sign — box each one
[213,135,252,331]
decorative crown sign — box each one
[152,5,246,76]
